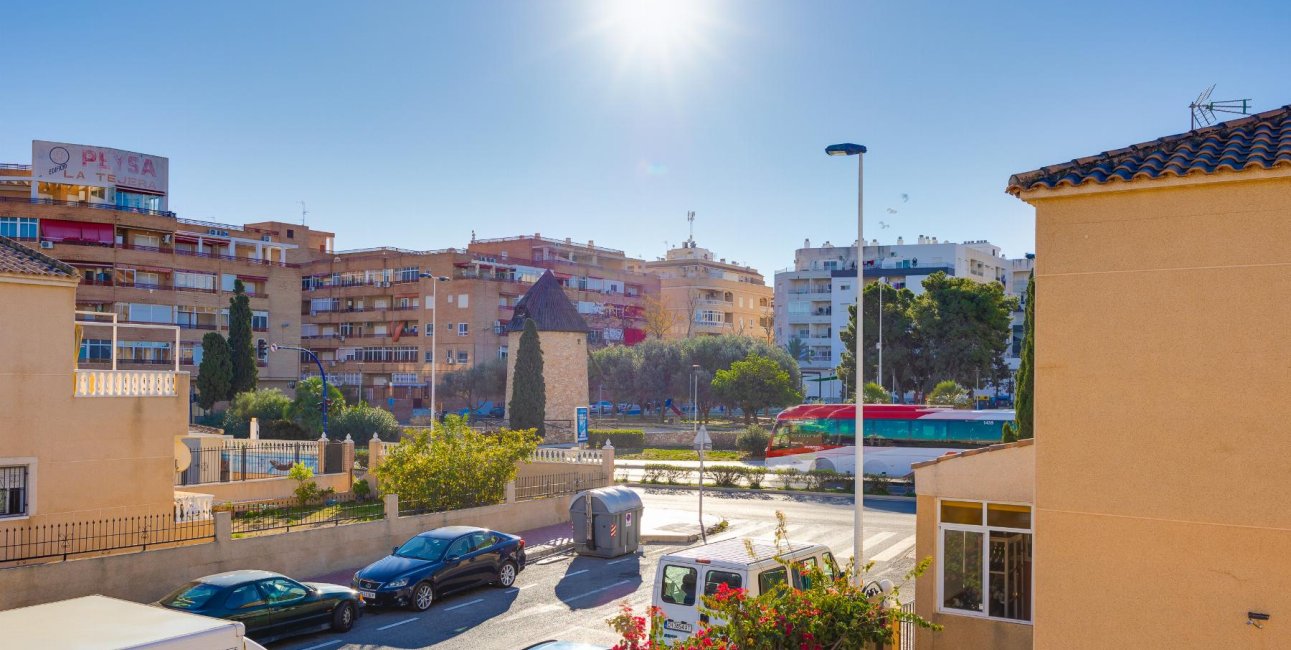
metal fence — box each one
[176,441,343,487]
[515,472,607,501]
[225,493,383,535]
[0,511,213,563]
[898,601,916,649]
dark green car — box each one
[158,570,361,643]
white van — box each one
[0,595,270,649]
[651,537,839,642]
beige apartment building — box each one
[0,236,188,527]
[638,239,773,340]
[0,141,331,393]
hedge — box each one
[588,429,646,449]
[636,464,895,493]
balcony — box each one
[74,369,178,397]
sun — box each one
[600,0,708,63]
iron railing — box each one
[225,493,383,534]
[0,512,212,563]
[175,441,340,487]
[515,472,607,501]
[899,601,916,649]
[0,196,176,218]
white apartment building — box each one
[774,236,1016,402]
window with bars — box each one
[0,466,29,518]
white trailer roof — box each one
[0,595,244,649]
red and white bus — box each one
[765,403,1015,476]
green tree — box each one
[863,381,890,404]
[288,377,346,436]
[508,318,546,434]
[636,338,686,422]
[784,336,807,362]
[909,272,1016,396]
[712,354,802,424]
[589,344,640,414]
[1014,271,1035,439]
[374,415,540,511]
[227,279,258,397]
[439,358,508,412]
[332,402,402,441]
[195,332,233,410]
[682,335,801,424]
[222,387,292,437]
[841,284,920,401]
[928,380,970,408]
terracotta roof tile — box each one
[0,236,78,279]
[1007,105,1291,195]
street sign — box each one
[693,424,712,451]
[576,406,590,445]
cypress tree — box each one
[196,332,233,410]
[228,278,258,398]
[508,318,546,435]
[1014,271,1035,439]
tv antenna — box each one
[299,200,308,225]
[1189,85,1252,130]
[686,210,695,244]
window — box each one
[758,567,789,594]
[797,557,820,589]
[396,266,419,283]
[79,339,112,361]
[458,323,468,336]
[661,565,697,606]
[221,274,237,292]
[939,500,1032,623]
[0,466,29,518]
[458,294,469,308]
[0,217,38,240]
[424,350,434,363]
[252,311,268,331]
[703,570,742,597]
[258,578,308,605]
[174,271,215,292]
[446,536,471,559]
[456,350,469,364]
[223,585,264,610]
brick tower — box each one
[504,270,589,439]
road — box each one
[274,488,916,650]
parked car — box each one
[157,569,361,644]
[521,642,611,650]
[353,525,526,611]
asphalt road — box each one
[274,488,917,650]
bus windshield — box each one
[770,418,855,451]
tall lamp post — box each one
[420,273,450,427]
[270,344,330,438]
[826,142,866,586]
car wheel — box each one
[495,561,518,588]
[409,582,434,611]
[331,602,356,632]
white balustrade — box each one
[173,491,214,522]
[529,448,604,465]
[74,369,178,397]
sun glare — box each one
[603,0,708,63]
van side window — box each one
[703,570,742,597]
[798,557,819,589]
[758,566,789,593]
[823,552,839,580]
[661,565,698,606]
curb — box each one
[617,482,917,502]
[526,541,575,562]
[642,532,700,544]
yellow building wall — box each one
[0,275,188,527]
[914,442,1034,650]
[1028,175,1291,648]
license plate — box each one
[359,590,376,600]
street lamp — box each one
[691,363,708,543]
[420,273,451,427]
[826,141,866,586]
[270,344,330,438]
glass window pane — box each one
[987,503,1031,529]
[703,570,742,597]
[940,500,983,525]
[661,565,697,606]
[758,567,789,594]
[988,531,1032,621]
[942,529,983,612]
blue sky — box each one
[3,1,1289,277]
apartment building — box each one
[774,237,1011,401]
[0,141,329,392]
[638,239,773,340]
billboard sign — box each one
[32,140,168,194]
[576,406,590,445]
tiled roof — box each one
[1007,105,1291,195]
[506,270,590,333]
[0,236,78,279]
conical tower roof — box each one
[506,270,590,333]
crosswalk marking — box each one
[869,534,916,563]
[862,531,897,549]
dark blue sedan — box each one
[353,526,526,610]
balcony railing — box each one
[74,369,178,397]
[0,196,175,218]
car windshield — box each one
[160,581,223,610]
[395,535,451,561]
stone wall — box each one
[504,329,589,441]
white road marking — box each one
[607,557,636,565]
[298,641,343,650]
[566,579,634,602]
[496,602,563,624]
[861,531,897,551]
[870,534,917,563]
[510,583,538,591]
[377,617,419,630]
[566,568,590,577]
[444,597,485,611]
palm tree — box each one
[784,337,807,361]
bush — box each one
[587,429,646,449]
[774,467,801,489]
[735,424,770,457]
[289,462,331,507]
[928,380,970,408]
[642,463,689,484]
[705,465,746,488]
[863,381,891,404]
[223,388,292,438]
[332,403,402,441]
[353,478,372,501]
[262,419,311,440]
[744,466,769,489]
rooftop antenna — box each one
[686,210,695,245]
[1189,85,1252,130]
[299,200,308,226]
